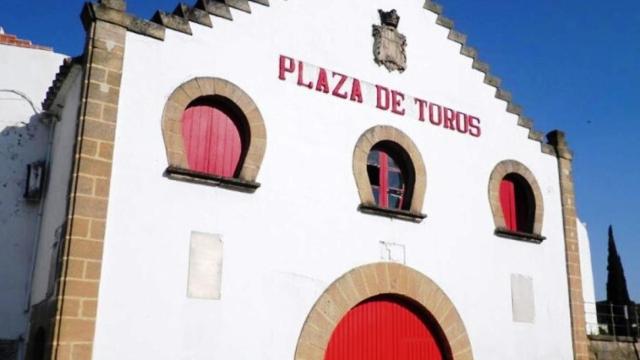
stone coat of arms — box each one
[372,9,407,73]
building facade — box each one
[0,1,600,359]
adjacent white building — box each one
[0,29,66,360]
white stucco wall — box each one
[0,43,66,340]
[29,73,83,305]
[92,1,574,359]
[578,219,598,335]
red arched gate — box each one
[324,296,449,360]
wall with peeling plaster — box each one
[0,43,66,341]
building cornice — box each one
[42,56,83,111]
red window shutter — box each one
[500,178,517,231]
[181,104,242,178]
[368,149,406,210]
[378,151,389,208]
[324,298,444,360]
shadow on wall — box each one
[0,112,48,229]
[0,113,45,212]
[0,112,49,346]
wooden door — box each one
[324,297,445,360]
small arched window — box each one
[489,160,545,243]
[353,126,426,222]
[162,77,266,192]
[366,142,415,212]
[499,174,535,233]
[181,97,247,178]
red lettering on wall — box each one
[414,98,429,121]
[297,61,313,89]
[376,85,390,111]
[350,79,363,103]
[469,116,481,137]
[315,68,330,94]
[278,55,483,138]
[443,107,456,130]
[278,55,295,80]
[429,103,443,126]
[391,91,405,116]
[332,72,349,99]
[455,111,469,134]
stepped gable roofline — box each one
[80,0,270,41]
[42,56,83,111]
[67,0,559,156]
[0,28,53,51]
[423,0,556,155]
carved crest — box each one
[372,9,407,73]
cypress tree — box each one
[606,225,631,305]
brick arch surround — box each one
[488,160,544,235]
[161,77,266,181]
[294,263,473,360]
[352,125,427,215]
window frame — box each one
[161,77,266,193]
[367,144,412,211]
[489,160,545,243]
[353,126,426,222]
[181,96,247,178]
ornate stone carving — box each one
[372,9,407,73]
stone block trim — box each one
[79,0,271,42]
[47,11,127,360]
[589,337,640,360]
[161,77,267,183]
[488,159,545,237]
[352,125,427,217]
[294,263,473,360]
[548,131,590,360]
[174,3,212,28]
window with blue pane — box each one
[366,142,412,211]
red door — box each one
[181,104,242,177]
[324,298,446,360]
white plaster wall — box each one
[578,219,599,335]
[93,1,574,359]
[29,74,82,305]
[0,44,66,339]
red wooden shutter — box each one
[500,178,517,231]
[324,298,444,360]
[378,151,389,208]
[182,104,242,178]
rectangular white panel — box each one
[187,232,223,300]
[511,274,535,323]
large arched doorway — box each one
[294,263,473,360]
[325,295,450,360]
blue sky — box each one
[1,0,638,301]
